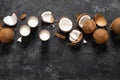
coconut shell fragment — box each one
[54,32,66,40]
[20,13,27,20]
[94,14,107,27]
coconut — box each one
[69,30,83,44]
[110,17,120,34]
[27,16,39,28]
[41,11,54,23]
[19,25,31,37]
[39,29,50,41]
[59,17,73,32]
[77,14,91,28]
[3,13,17,26]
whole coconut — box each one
[0,28,14,43]
[110,17,120,34]
[93,29,109,44]
[83,19,96,34]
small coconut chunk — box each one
[39,29,50,41]
[20,13,27,20]
[51,24,56,28]
[17,37,22,42]
[41,11,54,23]
[69,30,83,44]
[94,14,107,27]
[83,39,87,44]
[27,16,39,28]
[3,13,17,26]
[78,15,91,28]
[19,25,31,37]
[59,17,73,32]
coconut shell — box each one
[94,14,107,27]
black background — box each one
[0,0,120,80]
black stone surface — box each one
[0,0,120,80]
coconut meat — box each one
[27,16,39,28]
[78,15,91,28]
[3,13,17,26]
[19,25,31,37]
[59,17,73,32]
[17,37,22,42]
[39,30,50,41]
[83,39,87,44]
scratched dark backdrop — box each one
[0,0,120,80]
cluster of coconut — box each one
[1,11,120,45]
[58,13,120,45]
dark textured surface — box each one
[0,0,120,80]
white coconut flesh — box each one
[59,18,73,32]
[83,39,87,44]
[27,16,39,28]
[69,30,81,42]
[78,15,91,28]
[41,11,54,23]
[39,29,50,41]
[3,13,17,26]
[17,37,22,42]
[19,25,31,37]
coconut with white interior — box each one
[19,25,31,37]
[27,16,39,28]
[59,17,73,32]
[39,29,50,41]
[69,30,83,44]
[3,13,17,26]
[77,14,91,28]
[41,11,54,23]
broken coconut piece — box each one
[77,14,91,28]
[39,29,50,41]
[3,13,17,26]
[27,16,39,28]
[94,14,107,27]
[19,25,31,37]
[41,11,54,23]
[20,13,27,20]
[54,32,66,40]
[83,39,87,44]
[69,30,83,44]
[59,17,73,32]
[17,37,22,43]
